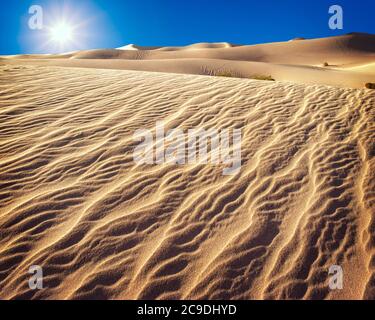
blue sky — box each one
[1,0,375,54]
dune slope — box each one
[0,64,374,300]
[2,33,375,88]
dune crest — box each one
[117,42,236,51]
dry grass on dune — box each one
[200,66,275,81]
[0,64,374,300]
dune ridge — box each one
[0,64,374,299]
[2,33,375,88]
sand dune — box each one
[117,42,237,51]
[2,33,375,88]
[0,63,374,299]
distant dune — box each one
[2,33,375,88]
[0,34,374,300]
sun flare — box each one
[50,23,73,44]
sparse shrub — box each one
[323,62,329,67]
[201,66,275,81]
[202,66,242,78]
[251,74,275,81]
[215,70,239,78]
[365,83,375,89]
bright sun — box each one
[50,23,73,44]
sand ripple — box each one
[0,65,374,299]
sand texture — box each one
[0,33,375,300]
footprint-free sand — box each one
[0,33,374,299]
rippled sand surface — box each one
[0,65,374,299]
